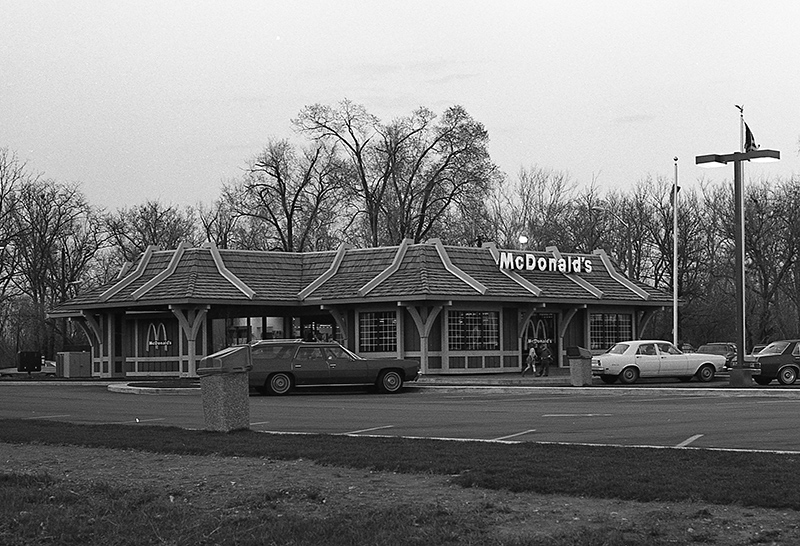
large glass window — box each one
[448,311,500,351]
[359,311,397,352]
[590,313,632,350]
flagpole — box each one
[673,157,679,347]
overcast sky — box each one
[3,1,799,210]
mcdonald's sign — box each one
[146,322,172,352]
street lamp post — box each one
[673,157,679,347]
[592,206,633,279]
[695,148,780,386]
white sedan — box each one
[591,340,727,384]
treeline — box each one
[1,100,799,362]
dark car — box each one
[748,339,800,385]
[248,339,420,395]
[697,342,737,368]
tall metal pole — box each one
[733,158,746,371]
[673,157,679,347]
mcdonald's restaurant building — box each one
[49,239,673,379]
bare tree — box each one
[229,139,346,252]
[104,200,200,265]
[12,178,101,356]
[294,100,496,246]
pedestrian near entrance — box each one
[522,343,537,377]
[536,343,553,377]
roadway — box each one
[2,382,799,453]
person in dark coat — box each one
[536,342,553,377]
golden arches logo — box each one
[146,322,171,352]
[529,318,553,345]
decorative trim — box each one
[430,239,487,294]
[484,242,542,296]
[131,243,187,300]
[204,242,256,299]
[358,239,412,297]
[558,305,585,338]
[298,242,352,300]
[592,249,650,300]
[546,246,603,299]
[99,246,158,302]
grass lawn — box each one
[2,418,799,545]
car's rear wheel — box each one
[266,372,292,395]
[696,364,715,382]
[377,370,403,394]
[619,367,639,384]
[599,374,618,384]
[754,376,772,385]
[778,367,798,385]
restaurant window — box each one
[448,311,500,351]
[359,311,397,352]
[590,313,632,351]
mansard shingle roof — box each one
[52,239,672,315]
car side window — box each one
[638,344,656,356]
[793,343,800,357]
[252,345,290,358]
[295,347,325,361]
[657,343,680,355]
[325,347,350,360]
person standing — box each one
[522,343,537,376]
[536,342,553,377]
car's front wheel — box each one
[377,370,403,394]
[753,375,772,385]
[266,372,293,395]
[619,367,639,384]
[778,367,798,385]
[696,364,715,382]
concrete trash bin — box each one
[197,345,253,432]
[566,346,593,386]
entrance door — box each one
[525,314,557,366]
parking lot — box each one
[2,381,800,453]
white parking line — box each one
[250,421,271,426]
[25,414,71,419]
[542,413,612,417]
[493,429,536,441]
[113,418,166,424]
[676,434,704,448]
[344,425,394,434]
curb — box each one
[107,383,201,395]
[6,379,800,399]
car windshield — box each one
[336,343,364,360]
[760,341,791,355]
[605,343,630,355]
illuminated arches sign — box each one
[498,252,593,274]
[146,322,172,352]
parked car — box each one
[248,339,420,395]
[591,340,727,384]
[748,339,800,385]
[697,342,737,368]
[750,344,767,356]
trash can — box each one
[197,345,253,432]
[566,346,593,386]
[17,351,42,374]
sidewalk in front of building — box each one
[6,365,800,398]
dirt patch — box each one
[2,442,799,544]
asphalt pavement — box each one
[4,365,800,398]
